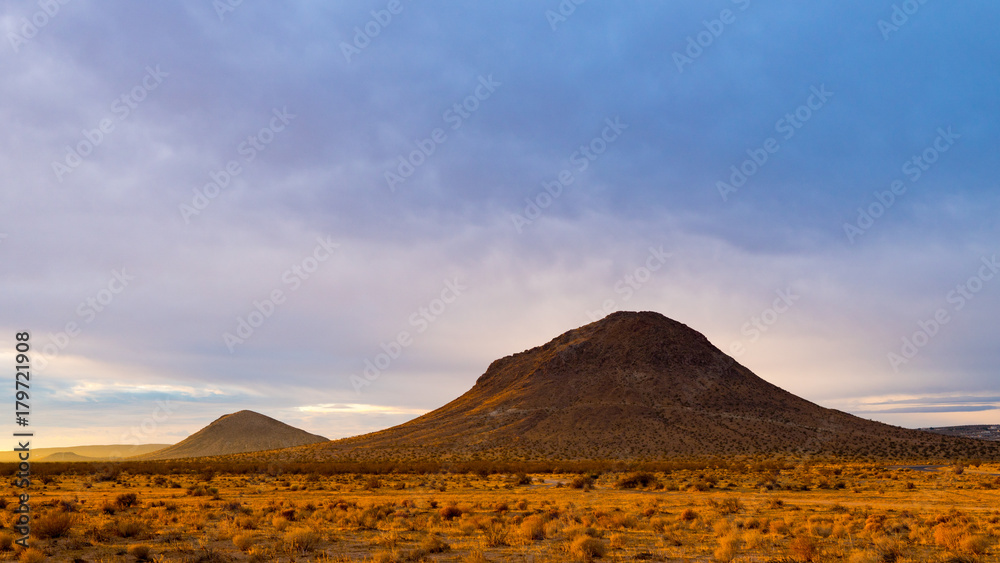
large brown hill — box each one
[248,312,1000,461]
[139,410,327,460]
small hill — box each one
[40,452,98,462]
[236,311,1000,462]
[139,410,328,460]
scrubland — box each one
[2,459,999,562]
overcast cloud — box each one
[2,1,998,446]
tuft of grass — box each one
[283,527,320,553]
[419,533,450,553]
[520,514,546,541]
[127,543,152,561]
[233,532,255,551]
[31,510,72,539]
[568,535,606,561]
[482,521,509,547]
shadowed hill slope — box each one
[239,312,1000,462]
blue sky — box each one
[2,1,998,447]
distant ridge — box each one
[0,444,169,463]
[235,311,1000,462]
[922,425,1000,442]
[139,410,327,460]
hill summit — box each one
[255,312,1000,461]
[141,410,327,460]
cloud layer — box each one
[2,1,998,446]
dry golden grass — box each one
[2,459,998,561]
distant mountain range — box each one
[922,425,1000,442]
[0,444,170,463]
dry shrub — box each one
[520,515,546,541]
[871,536,903,562]
[608,533,627,549]
[114,517,150,539]
[864,515,886,535]
[440,505,463,520]
[115,492,139,509]
[246,546,271,563]
[18,548,46,563]
[462,550,491,563]
[510,473,532,485]
[847,551,879,563]
[934,524,963,551]
[789,535,817,562]
[271,516,290,531]
[743,529,765,550]
[713,518,733,537]
[564,524,600,539]
[233,533,255,551]
[419,534,450,553]
[482,521,509,547]
[809,522,833,538]
[32,510,72,539]
[127,544,152,561]
[650,516,669,533]
[616,472,658,489]
[770,519,790,535]
[714,532,740,562]
[568,535,606,560]
[0,531,13,551]
[605,512,636,529]
[959,533,992,555]
[679,508,698,521]
[714,497,744,515]
[284,527,320,553]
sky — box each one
[2,1,998,448]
